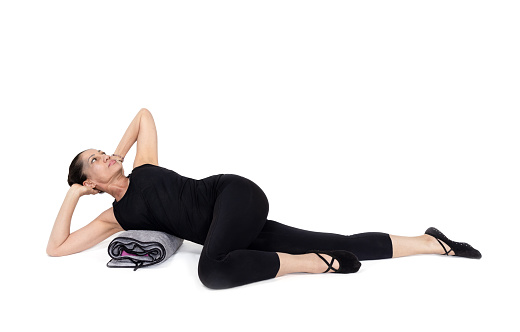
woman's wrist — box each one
[111,153,124,162]
[69,184,85,197]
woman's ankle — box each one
[424,234,454,255]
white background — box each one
[1,1,518,331]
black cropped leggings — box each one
[197,174,393,289]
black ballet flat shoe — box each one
[308,250,362,273]
[425,227,482,259]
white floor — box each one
[2,1,518,331]
[8,206,515,331]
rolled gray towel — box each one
[107,230,183,271]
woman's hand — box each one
[71,183,101,196]
[110,154,125,163]
[110,154,124,163]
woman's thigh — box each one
[203,174,269,259]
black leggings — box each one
[197,174,393,289]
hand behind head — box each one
[71,183,102,196]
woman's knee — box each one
[197,253,234,289]
[198,250,279,289]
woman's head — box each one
[67,149,88,187]
[67,149,123,193]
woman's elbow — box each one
[46,246,67,257]
[46,248,59,257]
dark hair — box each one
[67,149,105,194]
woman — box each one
[47,108,482,289]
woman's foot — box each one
[275,252,353,277]
[425,227,482,259]
[308,250,361,273]
[309,253,340,273]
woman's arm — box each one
[113,108,158,169]
[46,185,123,257]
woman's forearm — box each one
[113,108,148,159]
[46,188,82,255]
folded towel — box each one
[107,230,183,271]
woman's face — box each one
[81,149,123,188]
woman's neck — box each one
[106,173,130,202]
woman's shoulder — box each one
[132,163,158,171]
[131,163,180,174]
[128,164,180,182]
[128,163,162,176]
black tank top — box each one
[112,164,224,244]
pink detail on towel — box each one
[122,250,149,257]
